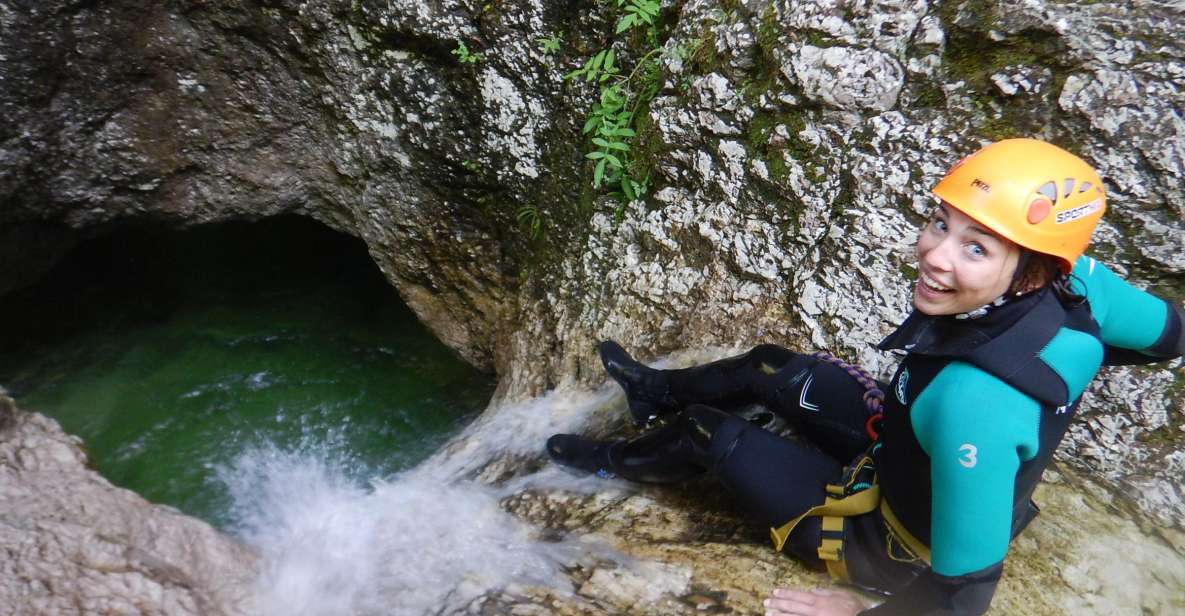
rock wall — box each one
[498,0,1185,527]
[0,396,258,615]
[2,0,1184,612]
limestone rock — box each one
[783,44,905,112]
[0,396,259,614]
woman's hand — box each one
[763,587,869,616]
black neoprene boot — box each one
[546,434,617,478]
[599,340,679,426]
[546,406,725,483]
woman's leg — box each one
[605,342,873,462]
[686,404,843,563]
[548,403,845,565]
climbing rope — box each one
[811,351,886,440]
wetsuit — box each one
[590,256,1182,614]
[860,255,1182,614]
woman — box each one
[546,139,1185,615]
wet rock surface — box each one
[0,396,258,615]
[2,0,1184,613]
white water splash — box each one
[216,386,631,615]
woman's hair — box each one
[1010,250,1085,305]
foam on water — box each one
[216,386,630,615]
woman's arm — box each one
[1073,256,1184,360]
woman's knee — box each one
[747,344,799,369]
[681,403,735,451]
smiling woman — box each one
[0,216,495,527]
[545,139,1185,616]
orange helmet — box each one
[932,138,1106,273]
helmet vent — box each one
[1037,181,1059,202]
[1079,181,1093,193]
[1063,178,1076,198]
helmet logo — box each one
[1055,198,1104,224]
[1027,198,1052,224]
[971,178,992,193]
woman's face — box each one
[913,203,1021,316]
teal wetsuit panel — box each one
[910,362,1040,576]
[1072,256,1167,350]
[1039,327,1104,400]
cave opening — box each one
[0,215,495,528]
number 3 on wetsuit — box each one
[958,443,978,468]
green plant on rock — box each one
[516,204,544,240]
[452,40,483,64]
[566,0,666,218]
[614,0,661,33]
[537,33,563,55]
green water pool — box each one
[0,217,494,528]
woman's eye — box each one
[930,218,947,232]
[967,243,986,257]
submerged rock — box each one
[0,396,258,615]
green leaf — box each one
[604,49,615,71]
[582,115,602,134]
[623,178,637,201]
[614,128,637,137]
[601,87,625,109]
[603,154,623,168]
[586,151,607,160]
[594,159,607,187]
[616,14,636,33]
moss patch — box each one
[745,109,815,183]
[938,1,1076,138]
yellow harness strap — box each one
[769,455,882,582]
[818,514,851,581]
[879,498,932,565]
[768,485,881,552]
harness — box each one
[767,352,930,582]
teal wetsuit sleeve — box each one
[1072,256,1178,354]
[911,362,1041,576]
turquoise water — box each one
[0,217,494,528]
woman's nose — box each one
[921,238,954,271]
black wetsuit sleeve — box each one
[858,564,1002,616]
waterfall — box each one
[217,386,630,615]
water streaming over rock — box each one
[216,387,629,615]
